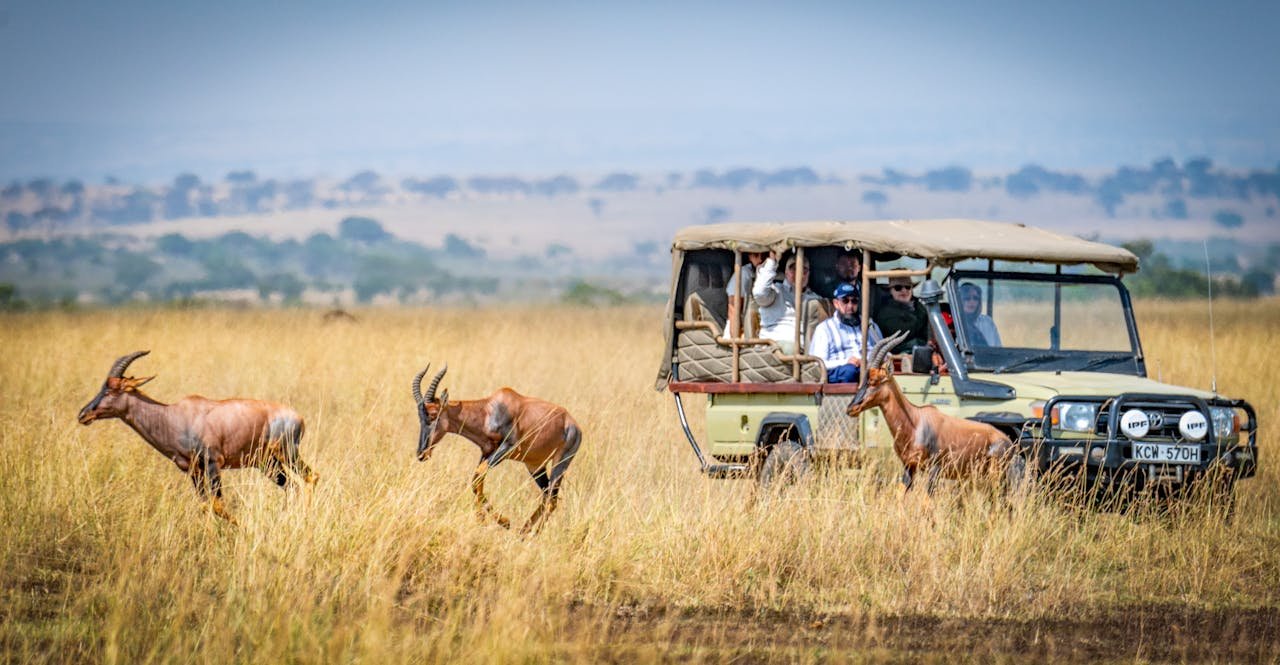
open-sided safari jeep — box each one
[655,220,1258,498]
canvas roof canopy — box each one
[671,219,1139,273]
[655,219,1140,389]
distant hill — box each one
[1,159,1276,307]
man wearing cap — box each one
[752,250,825,352]
[873,275,929,354]
[807,282,883,383]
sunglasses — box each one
[837,296,858,304]
[890,285,912,292]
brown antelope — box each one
[412,363,582,534]
[846,331,1019,494]
[77,351,317,523]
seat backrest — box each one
[694,286,728,330]
[802,299,830,350]
[683,290,726,335]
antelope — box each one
[846,331,1019,494]
[77,351,317,523]
[412,363,582,534]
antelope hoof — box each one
[211,499,238,525]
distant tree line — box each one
[0,217,503,307]
[4,159,1277,239]
[1120,239,1274,299]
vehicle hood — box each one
[973,371,1221,401]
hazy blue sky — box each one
[2,0,1278,181]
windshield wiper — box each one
[1072,355,1132,372]
[993,353,1067,374]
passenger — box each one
[752,250,824,352]
[957,282,1002,347]
[807,282,883,383]
[873,275,929,354]
[834,249,862,284]
[725,251,766,338]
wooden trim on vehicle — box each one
[668,381,823,394]
[666,380,899,395]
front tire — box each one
[1005,453,1031,497]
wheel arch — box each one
[754,412,815,451]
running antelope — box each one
[412,363,582,534]
[77,351,317,523]
[846,331,1020,493]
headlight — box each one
[1055,402,1099,434]
[1209,406,1239,440]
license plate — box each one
[1130,443,1200,464]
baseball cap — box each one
[833,282,860,300]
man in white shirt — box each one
[807,282,883,383]
[752,250,824,352]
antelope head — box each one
[78,350,156,425]
[846,330,909,418]
[412,362,450,461]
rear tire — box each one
[758,439,812,490]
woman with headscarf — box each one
[957,282,1002,347]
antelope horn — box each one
[869,330,908,369]
[412,364,430,404]
[423,363,447,404]
[108,350,150,378]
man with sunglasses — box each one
[807,282,883,383]
[873,275,929,354]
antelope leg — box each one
[925,465,941,495]
[521,466,556,535]
[486,439,516,467]
[471,458,510,528]
[190,448,237,525]
[521,435,578,534]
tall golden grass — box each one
[1,300,1277,661]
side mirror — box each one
[910,345,935,374]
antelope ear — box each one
[124,375,155,391]
[438,389,449,407]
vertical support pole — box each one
[731,248,742,383]
[1053,264,1063,350]
[792,246,805,381]
[859,248,871,389]
[986,259,995,317]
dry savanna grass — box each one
[2,300,1279,662]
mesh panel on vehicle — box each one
[815,393,881,452]
[674,328,824,384]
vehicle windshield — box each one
[949,272,1140,375]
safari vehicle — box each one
[655,220,1258,497]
